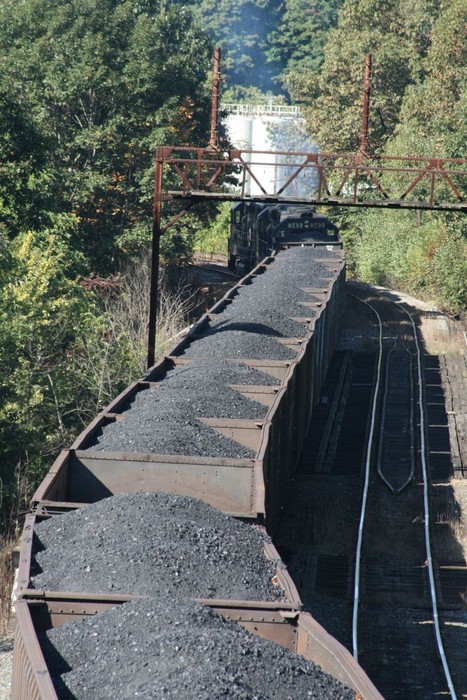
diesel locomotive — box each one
[228,202,340,272]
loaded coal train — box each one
[12,206,383,699]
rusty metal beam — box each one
[165,193,466,212]
[147,152,163,369]
[151,147,467,212]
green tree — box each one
[0,89,54,235]
[291,0,441,152]
[194,201,231,256]
[267,0,344,84]
[0,0,213,271]
[195,0,282,91]
[0,224,96,528]
[389,0,467,158]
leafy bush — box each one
[0,234,194,539]
[0,224,94,534]
[430,228,467,313]
[194,201,231,257]
[352,209,467,313]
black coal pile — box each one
[208,291,311,338]
[42,596,355,700]
[209,310,309,339]
[88,247,335,458]
[89,359,275,457]
[181,248,334,360]
[276,245,341,260]
[31,492,284,600]
[181,329,298,360]
[90,413,254,458]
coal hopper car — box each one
[11,221,384,699]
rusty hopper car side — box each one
[13,593,384,700]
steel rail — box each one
[347,293,384,662]
[363,291,458,698]
[157,145,467,165]
[188,263,241,280]
[375,339,398,493]
[395,301,458,700]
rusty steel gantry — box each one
[152,146,467,212]
[147,51,467,367]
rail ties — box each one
[301,350,377,476]
[350,289,459,700]
[424,354,457,481]
[274,286,464,698]
[315,554,350,598]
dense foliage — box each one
[194,0,282,92]
[192,0,343,94]
[0,0,213,270]
[268,0,344,87]
[0,225,92,530]
[292,0,441,152]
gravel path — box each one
[41,596,355,700]
[31,492,284,601]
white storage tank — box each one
[224,103,317,197]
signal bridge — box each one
[154,146,467,213]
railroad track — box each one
[376,337,415,493]
[275,285,465,699]
[349,289,458,699]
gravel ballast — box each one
[31,492,284,600]
[41,596,355,700]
